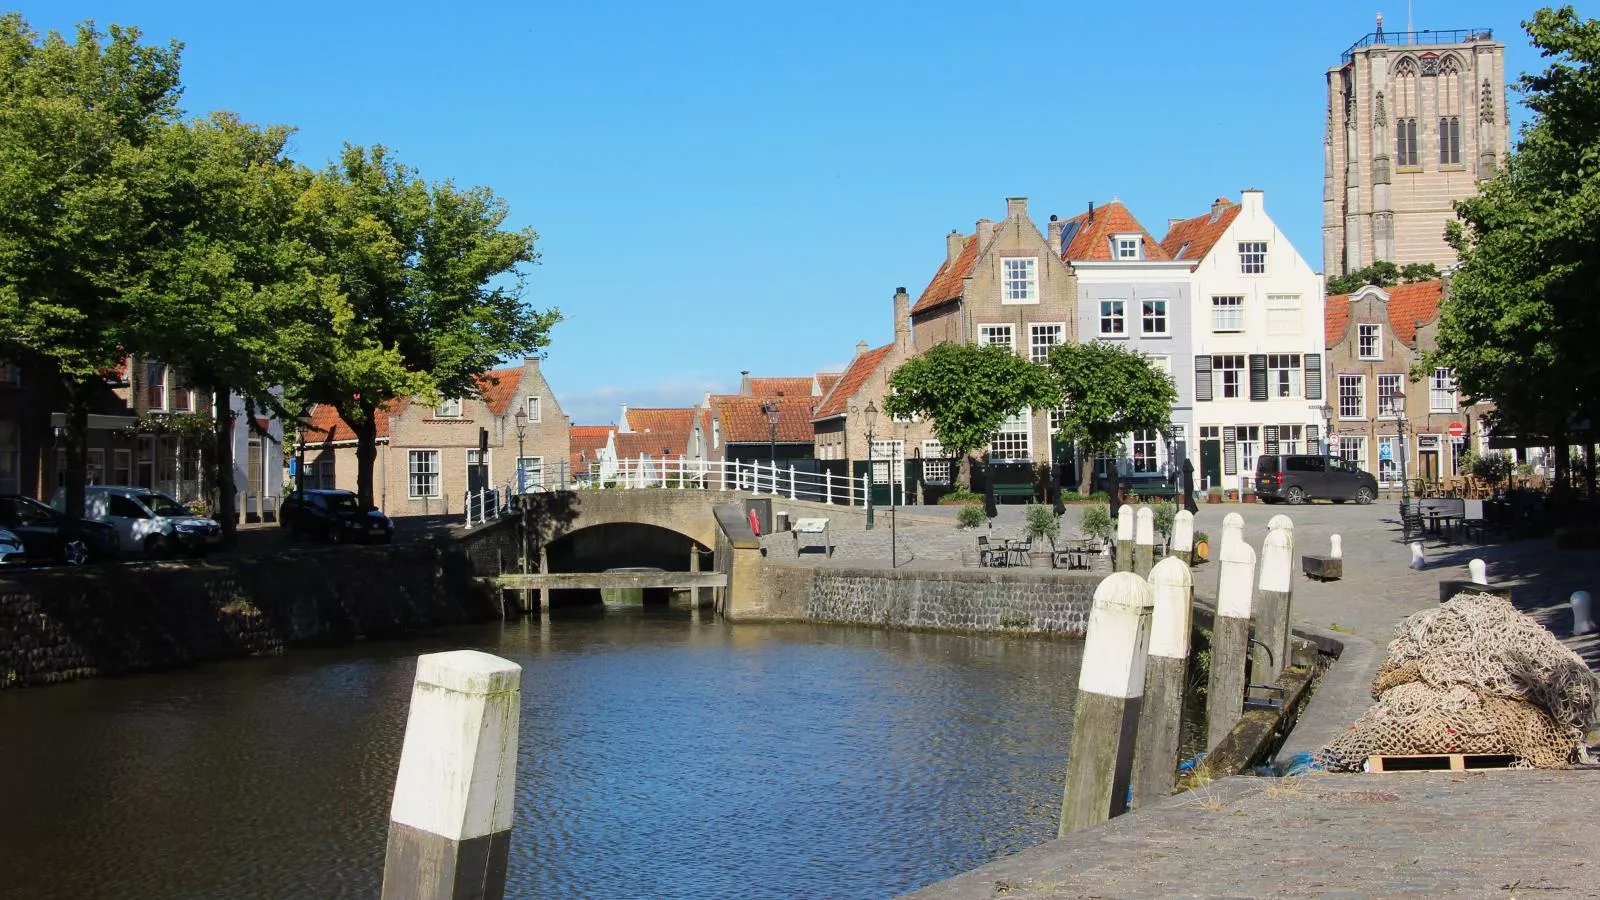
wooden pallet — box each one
[1364,753,1521,773]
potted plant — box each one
[1193,531,1212,562]
[956,504,987,530]
[1242,490,1257,503]
[1206,488,1223,504]
[1080,504,1114,553]
[1024,504,1060,563]
[1153,501,1176,548]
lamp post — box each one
[864,401,877,531]
[1310,403,1333,455]
[760,399,778,470]
[513,408,528,493]
[1393,391,1411,542]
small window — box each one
[1141,299,1168,335]
[145,361,167,411]
[1358,324,1382,360]
[1001,257,1038,303]
[1114,236,1141,260]
[1028,323,1064,363]
[1267,354,1302,398]
[978,324,1014,349]
[108,495,148,518]
[1099,300,1126,336]
[1131,429,1159,473]
[526,396,541,423]
[1429,368,1457,412]
[408,450,441,498]
[1266,294,1301,335]
[1211,296,1244,333]
[1339,374,1366,419]
[436,398,462,418]
[1397,117,1419,167]
[1377,374,1404,417]
[1238,241,1267,275]
[1213,355,1246,399]
[1439,116,1461,165]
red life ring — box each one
[748,508,761,536]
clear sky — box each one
[24,1,1543,425]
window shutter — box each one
[1264,425,1280,456]
[1307,423,1321,452]
[1304,354,1323,400]
[1249,354,1268,402]
[1223,426,1238,475]
[1194,356,1213,402]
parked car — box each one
[0,527,24,565]
[1255,454,1378,505]
[279,489,394,544]
[0,495,120,566]
[51,486,223,558]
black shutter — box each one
[1194,356,1213,402]
[1307,423,1321,453]
[1223,426,1237,475]
[1264,425,1280,456]
[1249,354,1268,402]
[1305,354,1323,400]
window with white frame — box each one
[1358,324,1382,360]
[1146,355,1172,377]
[312,458,334,490]
[1377,374,1403,417]
[1237,425,1262,477]
[1141,299,1168,335]
[1280,424,1304,455]
[1131,428,1159,473]
[1377,435,1399,483]
[88,448,105,482]
[112,449,132,486]
[436,398,462,418]
[1338,374,1366,419]
[1337,435,1368,473]
[1099,300,1126,336]
[920,440,950,483]
[408,450,440,498]
[1001,257,1038,303]
[517,456,543,489]
[1267,354,1302,398]
[1429,368,1456,412]
[1211,295,1244,332]
[1029,323,1064,363]
[1114,235,1141,259]
[466,449,492,483]
[145,361,167,411]
[978,324,1014,350]
[1266,294,1301,335]
[989,411,1030,461]
[870,440,905,484]
[1239,241,1267,274]
[172,376,194,413]
[1213,354,1245,399]
[526,396,541,422]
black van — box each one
[1255,454,1378,504]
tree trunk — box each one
[353,402,378,508]
[61,376,90,519]
[1553,435,1571,516]
[214,386,238,547]
[957,454,973,492]
[1078,448,1094,496]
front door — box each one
[1200,439,1222,490]
[467,450,490,494]
[1418,435,1441,486]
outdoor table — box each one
[792,517,832,557]
[1425,511,1460,539]
[1003,539,1032,567]
[1054,539,1095,570]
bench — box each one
[991,482,1036,501]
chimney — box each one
[1047,214,1064,253]
[855,340,869,357]
[976,217,995,248]
[945,229,963,265]
[619,404,630,432]
[1241,188,1264,212]
[739,370,751,396]
[1005,197,1027,219]
[1211,196,1232,215]
[892,287,910,348]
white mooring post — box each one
[1469,558,1488,585]
[1206,539,1257,749]
[1331,533,1343,559]
[383,650,522,900]
[1572,591,1596,636]
[1170,509,1195,565]
[1255,528,1293,684]
[1134,506,1155,578]
[825,470,833,505]
[1059,572,1154,837]
[1115,504,1135,573]
[1131,556,1194,809]
[1218,511,1245,560]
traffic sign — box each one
[1448,422,1466,438]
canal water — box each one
[0,609,1085,899]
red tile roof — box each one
[472,365,527,418]
[619,407,694,457]
[1325,295,1350,347]
[911,234,978,315]
[1059,201,1172,262]
[570,425,613,473]
[304,402,398,443]
[815,373,841,395]
[813,343,893,420]
[714,396,816,443]
[615,430,687,460]
[1159,198,1242,263]
[1325,279,1445,347]
[746,377,815,398]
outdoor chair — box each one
[976,535,1003,567]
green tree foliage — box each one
[0,15,183,514]
[1432,6,1600,501]
[1325,261,1439,295]
[881,342,1057,489]
[1045,342,1177,493]
[295,145,559,506]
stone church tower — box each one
[1323,17,1510,276]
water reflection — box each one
[0,609,1083,899]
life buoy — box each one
[748,508,761,536]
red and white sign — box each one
[1448,422,1466,438]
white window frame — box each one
[1001,257,1038,304]
[1213,354,1245,399]
[312,457,335,491]
[920,440,951,484]
[112,449,133,486]
[436,398,463,418]
[145,361,168,412]
[1279,424,1304,455]
[1238,241,1268,275]
[1337,435,1368,474]
[1338,374,1366,420]
[87,448,104,486]
[1267,353,1303,399]
[526,396,542,423]
[1099,300,1127,336]
[408,449,442,499]
[1266,294,1301,335]
[1146,355,1172,377]
[1140,299,1168,335]
[1237,425,1262,479]
[1211,295,1244,333]
[988,409,1031,462]
[1429,368,1457,412]
[1358,324,1382,360]
[466,448,493,485]
[1029,323,1065,363]
[517,456,543,489]
[1377,435,1400,484]
[870,440,906,485]
[978,324,1014,350]
[1377,374,1404,418]
[1113,235,1141,260]
[1131,428,1159,473]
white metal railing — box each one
[464,487,502,528]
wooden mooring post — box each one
[1170,509,1194,565]
[1131,556,1193,809]
[1115,505,1134,573]
[1059,572,1153,837]
[1134,506,1155,578]
[382,651,522,900]
[1206,538,1256,749]
[1254,522,1294,685]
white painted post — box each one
[1132,557,1193,809]
[825,470,833,505]
[1219,511,1245,560]
[1059,572,1154,836]
[789,463,797,500]
[1206,539,1256,748]
[1469,558,1488,585]
[1571,591,1596,635]
[1134,506,1155,577]
[382,651,521,900]
[1330,534,1343,559]
[1115,505,1135,572]
[1410,541,1426,570]
[1170,510,1195,565]
[1255,529,1294,684]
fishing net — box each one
[1320,592,1600,772]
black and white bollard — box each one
[1572,591,1596,636]
[383,651,522,900]
[1115,504,1135,573]
[1131,556,1193,810]
[1206,538,1256,749]
[1059,572,1153,836]
[1254,528,1293,684]
[1170,509,1195,565]
[1134,506,1155,578]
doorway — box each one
[1200,426,1222,490]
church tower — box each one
[1323,16,1510,276]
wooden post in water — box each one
[1131,556,1193,809]
[1254,528,1293,684]
[1059,572,1153,837]
[1115,504,1135,573]
[1170,509,1194,565]
[1133,506,1155,578]
[383,651,521,900]
[1206,539,1256,749]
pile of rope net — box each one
[1320,592,1600,772]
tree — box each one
[0,15,183,515]
[1325,261,1439,295]
[1431,6,1600,506]
[294,145,559,507]
[1045,342,1177,494]
[881,342,1057,489]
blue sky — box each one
[26,1,1543,424]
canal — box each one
[0,609,1086,899]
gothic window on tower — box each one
[1439,117,1461,165]
[1439,56,1463,165]
[1394,57,1420,168]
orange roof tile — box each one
[1159,198,1242,263]
[746,377,815,398]
[1325,294,1350,347]
[813,343,893,420]
[471,365,527,418]
[1059,201,1172,262]
[715,396,816,443]
[1326,279,1445,347]
[569,425,613,472]
[619,407,694,457]
[911,234,978,315]
[614,430,687,459]
[304,402,397,443]
[815,373,841,395]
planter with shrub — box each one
[956,504,987,529]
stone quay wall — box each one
[0,535,506,689]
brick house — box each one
[303,358,569,515]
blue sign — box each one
[1378,443,1393,462]
[288,458,298,476]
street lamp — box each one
[1392,390,1411,542]
[1309,403,1333,455]
[513,408,528,493]
[863,400,878,531]
[760,399,779,468]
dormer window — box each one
[1113,235,1142,260]
[436,398,462,418]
